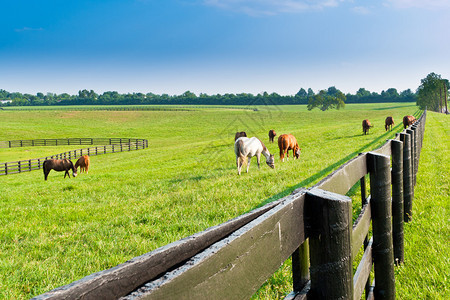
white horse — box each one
[234,137,275,175]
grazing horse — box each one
[43,159,77,181]
[234,137,275,175]
[234,131,247,141]
[385,116,394,131]
[277,134,301,162]
[75,155,90,174]
[403,115,416,129]
[268,129,276,143]
[362,119,373,135]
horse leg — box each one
[247,157,251,173]
[256,153,261,169]
[280,149,284,162]
[236,157,242,175]
[65,170,70,178]
[44,169,49,181]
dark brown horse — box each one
[385,116,394,131]
[43,159,77,181]
[268,129,276,143]
[234,131,247,141]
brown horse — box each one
[362,119,373,135]
[268,129,276,143]
[385,116,394,131]
[234,131,247,141]
[43,159,77,181]
[75,155,90,174]
[278,134,301,162]
[403,115,416,129]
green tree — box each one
[307,87,346,111]
[417,72,449,112]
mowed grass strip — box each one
[0,103,422,299]
[394,111,449,299]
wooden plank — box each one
[316,153,367,195]
[372,140,392,156]
[121,191,307,300]
[353,239,373,300]
[32,198,287,300]
[352,202,371,259]
[285,281,310,300]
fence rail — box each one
[0,138,148,176]
[33,111,426,300]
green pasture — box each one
[0,103,446,299]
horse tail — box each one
[235,139,246,162]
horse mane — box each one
[257,138,268,152]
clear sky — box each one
[1,0,449,96]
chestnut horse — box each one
[277,134,301,162]
[75,155,90,174]
[234,137,275,175]
[268,129,276,143]
[234,131,247,141]
[403,115,416,129]
[385,116,394,131]
[43,159,77,181]
[362,119,373,135]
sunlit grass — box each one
[1,103,440,299]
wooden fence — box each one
[0,138,148,176]
[33,111,426,300]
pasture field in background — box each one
[0,103,443,299]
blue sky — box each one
[1,0,449,96]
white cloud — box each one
[385,0,450,9]
[202,0,344,15]
[352,6,371,15]
[14,27,44,32]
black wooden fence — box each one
[33,112,426,300]
[0,138,148,176]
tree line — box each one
[1,73,448,111]
[0,87,418,107]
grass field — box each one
[0,103,446,299]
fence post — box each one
[292,240,309,293]
[390,139,404,265]
[306,188,353,299]
[400,132,413,222]
[406,128,415,187]
[411,125,419,186]
[367,152,395,300]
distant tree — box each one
[356,88,371,98]
[417,72,449,112]
[296,88,307,97]
[307,87,346,111]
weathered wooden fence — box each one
[33,111,426,300]
[0,138,148,176]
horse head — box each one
[266,154,275,169]
[294,145,302,159]
[70,160,78,177]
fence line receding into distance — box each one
[0,138,148,176]
[32,111,426,300]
